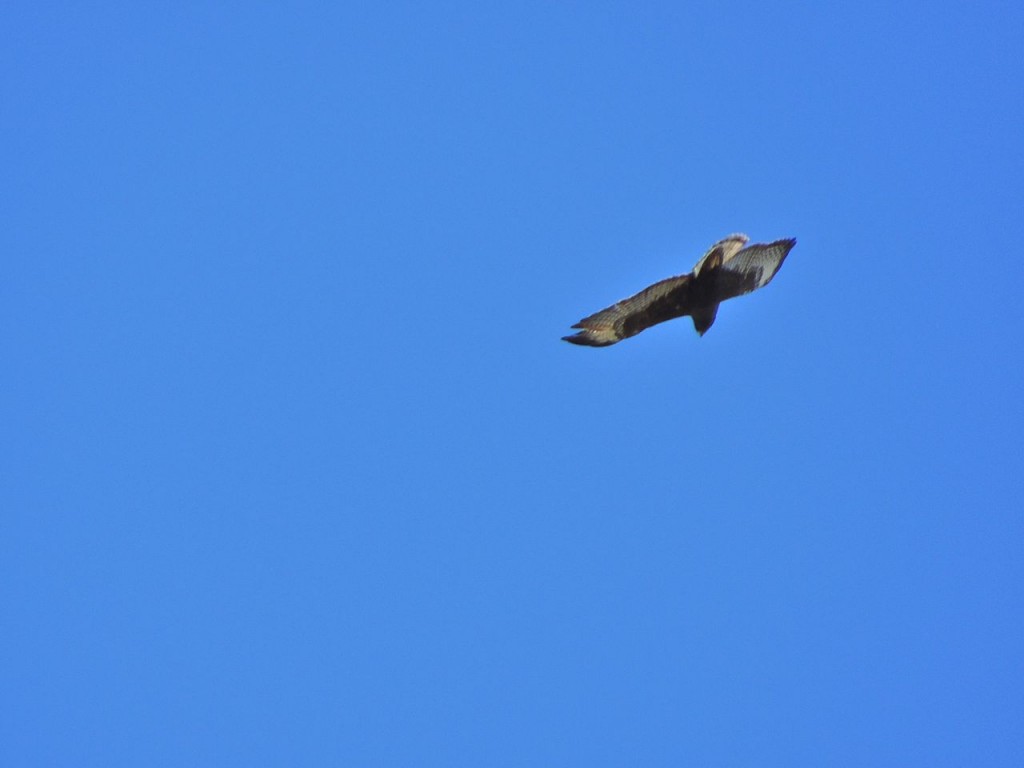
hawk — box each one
[562,234,796,347]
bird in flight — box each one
[562,233,796,347]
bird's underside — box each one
[562,234,796,347]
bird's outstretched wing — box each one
[713,238,796,302]
[562,273,693,346]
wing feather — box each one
[713,238,796,302]
[563,274,693,346]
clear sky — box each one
[3,2,1023,765]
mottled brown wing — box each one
[562,273,694,346]
[713,238,796,303]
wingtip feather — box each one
[562,332,616,347]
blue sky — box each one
[3,1,1023,765]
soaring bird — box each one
[562,234,795,347]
